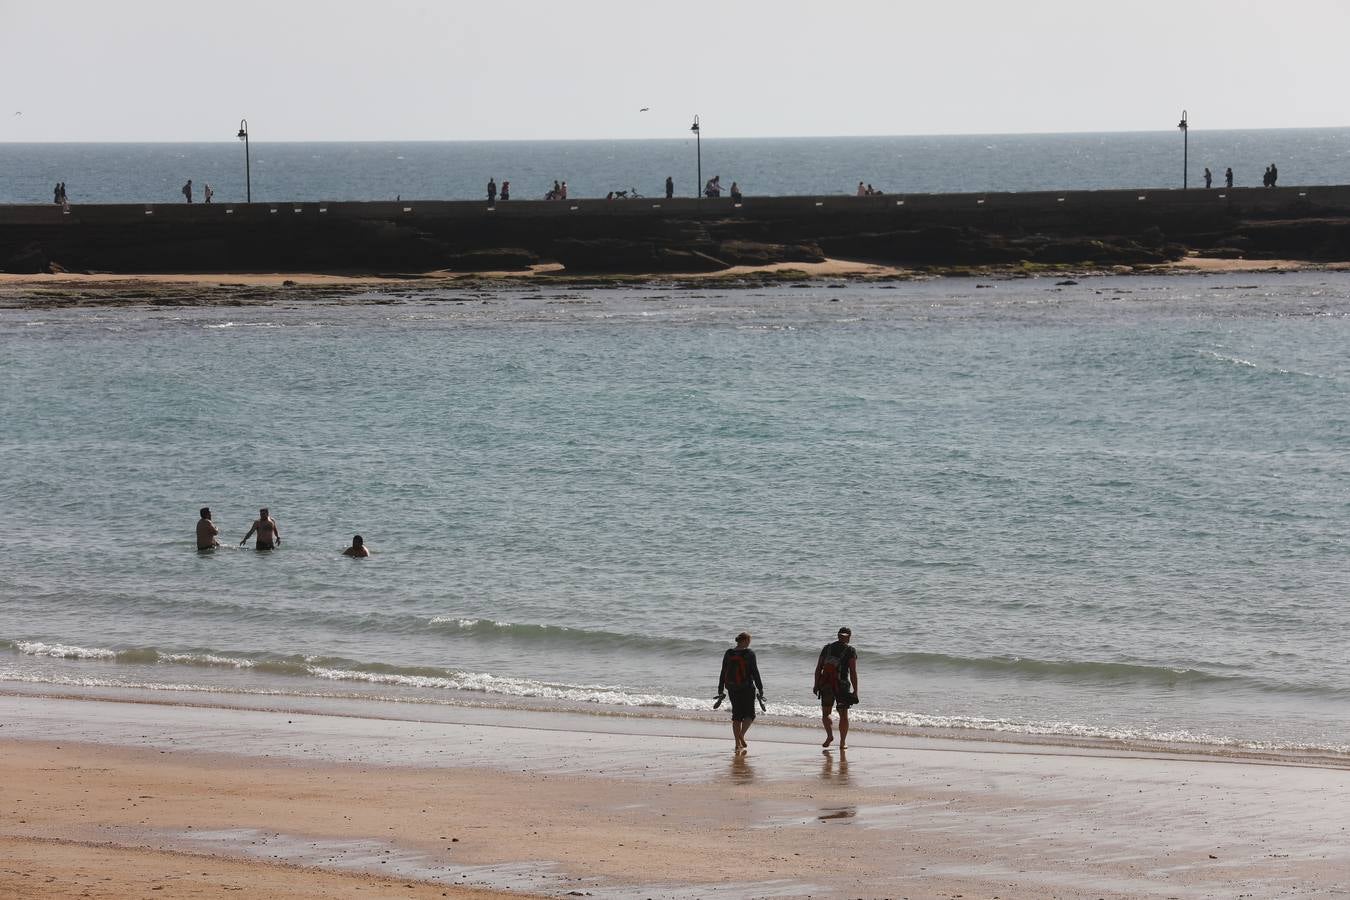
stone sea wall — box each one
[4,186,1350,275]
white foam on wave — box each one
[2,663,1345,755]
[15,641,116,660]
[428,616,538,630]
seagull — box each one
[639,107,649,112]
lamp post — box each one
[1177,110,1188,190]
[690,115,701,199]
[236,119,251,203]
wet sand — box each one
[2,692,1346,898]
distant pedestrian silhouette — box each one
[487,178,497,204]
[182,180,193,203]
[500,181,510,201]
[1225,167,1233,189]
[1204,167,1212,189]
[665,175,674,199]
[203,184,214,204]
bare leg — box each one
[838,707,849,750]
[821,702,834,747]
[732,719,744,750]
[740,718,752,752]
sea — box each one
[2,271,1349,756]
[1,128,1349,204]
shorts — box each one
[728,687,757,721]
[820,685,856,711]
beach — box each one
[5,270,1350,897]
[2,689,1347,899]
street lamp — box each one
[690,115,701,199]
[237,119,251,203]
[1177,110,1188,190]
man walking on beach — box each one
[814,627,858,749]
[718,632,764,754]
[240,507,280,550]
[196,507,219,551]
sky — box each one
[1,0,1347,142]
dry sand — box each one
[1,692,1346,899]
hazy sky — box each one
[2,0,1346,142]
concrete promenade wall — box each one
[2,184,1349,227]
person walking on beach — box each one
[814,627,858,750]
[1269,163,1278,187]
[1204,168,1212,189]
[500,181,510,201]
[203,184,214,204]
[729,181,742,202]
[1226,167,1234,189]
[487,178,497,205]
[196,507,219,551]
[181,179,193,203]
[342,535,370,557]
[240,507,280,550]
[665,175,674,199]
[717,632,764,754]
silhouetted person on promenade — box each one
[1204,167,1212,189]
[665,175,674,199]
[1269,163,1278,187]
[182,180,193,203]
[204,184,214,204]
[1226,167,1234,189]
[53,183,61,204]
[500,181,510,201]
[487,178,497,204]
[730,181,742,202]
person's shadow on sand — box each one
[727,752,756,783]
[820,747,849,785]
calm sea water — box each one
[2,129,1349,204]
[2,273,1349,753]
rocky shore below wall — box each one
[4,186,1350,276]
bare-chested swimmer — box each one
[240,508,281,550]
[196,507,219,550]
[342,535,370,557]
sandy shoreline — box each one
[2,692,1347,899]
[2,256,1346,308]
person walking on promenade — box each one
[665,175,674,199]
[857,181,866,197]
[487,178,497,204]
[182,179,193,203]
[240,507,280,550]
[1204,167,1212,189]
[1226,167,1234,189]
[814,626,858,750]
[53,183,62,204]
[1269,163,1278,187]
[560,180,568,200]
[500,181,510,201]
[729,181,742,202]
[196,506,219,551]
[204,184,214,204]
[717,631,764,754]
